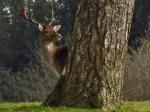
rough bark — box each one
[43,0,135,110]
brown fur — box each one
[39,25,68,74]
[20,8,67,74]
[53,45,68,74]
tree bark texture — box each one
[43,0,135,110]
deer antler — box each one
[20,7,44,26]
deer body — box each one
[20,8,68,74]
[39,24,68,74]
[41,40,68,74]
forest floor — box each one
[0,101,150,112]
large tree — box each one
[43,0,135,110]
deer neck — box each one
[41,41,57,66]
[46,42,57,53]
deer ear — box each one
[54,25,61,32]
[38,24,43,32]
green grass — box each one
[0,102,150,112]
[115,101,150,112]
[0,102,101,112]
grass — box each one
[0,101,150,112]
[115,101,150,112]
[0,102,101,112]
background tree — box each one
[123,0,150,101]
[0,0,58,102]
[129,0,150,47]
[0,0,76,102]
[1,0,150,103]
[43,0,135,110]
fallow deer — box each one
[20,8,68,74]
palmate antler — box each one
[20,7,45,26]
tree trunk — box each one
[43,0,135,110]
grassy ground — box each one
[0,102,150,112]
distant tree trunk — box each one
[43,0,135,110]
[129,0,150,47]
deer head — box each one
[20,7,62,42]
[20,8,67,75]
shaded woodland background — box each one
[0,0,150,102]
